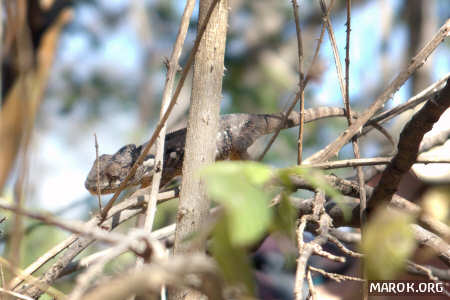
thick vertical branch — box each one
[170,0,229,299]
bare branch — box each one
[309,266,365,282]
[290,0,306,164]
[14,189,177,297]
[94,134,102,211]
[327,234,363,258]
[142,0,196,237]
[60,224,176,278]
[306,19,450,163]
[0,256,65,299]
[257,1,333,161]
[0,287,34,300]
[411,225,450,267]
[368,79,450,215]
[305,156,450,169]
[287,173,449,238]
[82,254,224,300]
[368,72,449,126]
[306,270,316,300]
[407,262,450,281]
[68,235,166,300]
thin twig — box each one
[60,224,176,278]
[0,256,65,299]
[0,287,34,300]
[291,0,306,164]
[321,0,367,230]
[295,216,309,299]
[295,190,331,300]
[94,134,102,211]
[311,243,346,263]
[309,266,365,282]
[295,214,330,300]
[344,0,352,118]
[305,23,326,85]
[406,262,450,281]
[304,156,450,169]
[257,0,334,161]
[353,121,450,183]
[369,72,449,125]
[411,225,450,267]
[82,254,223,300]
[306,270,316,300]
[140,0,196,265]
[15,194,177,298]
[358,74,448,141]
[69,245,132,300]
[329,229,361,244]
[320,0,346,99]
[10,188,178,289]
[10,235,79,289]
[344,0,367,240]
[327,234,363,258]
[286,173,450,247]
[306,19,450,163]
[69,234,166,300]
[407,261,438,281]
[0,202,131,244]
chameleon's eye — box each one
[106,161,121,179]
[105,170,122,187]
[106,173,117,181]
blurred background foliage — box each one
[0,0,449,297]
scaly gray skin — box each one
[85,107,352,194]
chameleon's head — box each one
[85,144,152,194]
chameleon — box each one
[85,107,372,194]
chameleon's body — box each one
[85,107,352,194]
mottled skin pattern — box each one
[85,107,351,194]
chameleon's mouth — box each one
[84,179,118,195]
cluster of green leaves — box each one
[202,161,419,290]
[201,161,347,292]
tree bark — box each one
[169,0,229,299]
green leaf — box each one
[211,218,255,293]
[201,161,273,246]
[362,209,416,280]
[272,192,297,239]
[202,161,273,185]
